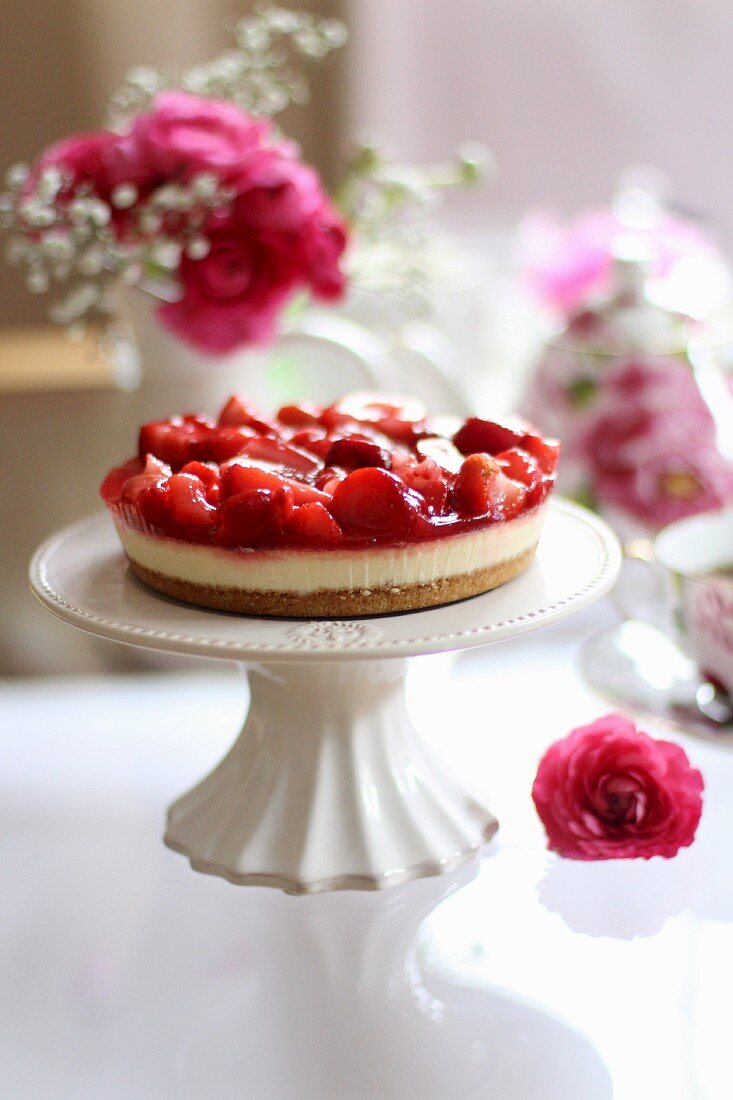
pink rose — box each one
[159,159,347,354]
[32,130,147,202]
[532,714,704,860]
[130,91,269,181]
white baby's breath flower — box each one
[185,236,210,260]
[111,183,138,209]
[27,269,49,293]
[6,163,29,190]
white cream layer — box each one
[117,507,545,593]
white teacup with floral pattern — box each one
[655,507,733,697]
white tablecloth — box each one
[2,602,732,1099]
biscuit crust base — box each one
[126,544,538,617]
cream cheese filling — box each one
[117,507,545,593]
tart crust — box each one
[126,544,538,617]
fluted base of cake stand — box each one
[165,659,497,894]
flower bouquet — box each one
[0,5,487,383]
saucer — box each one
[579,618,733,744]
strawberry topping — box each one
[102,391,559,549]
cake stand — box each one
[30,498,620,894]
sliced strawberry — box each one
[217,487,293,547]
[314,465,347,492]
[453,417,527,457]
[326,436,392,471]
[180,461,221,505]
[139,416,213,468]
[398,457,448,513]
[191,426,254,464]
[496,447,545,506]
[100,457,144,505]
[217,395,279,435]
[277,402,322,428]
[137,482,171,530]
[454,454,502,515]
[321,392,427,443]
[496,473,527,519]
[416,436,465,474]
[520,432,560,475]
[119,456,172,508]
[289,429,332,460]
[331,468,429,538]
[287,502,343,546]
[220,462,330,506]
[167,473,218,532]
[239,436,320,475]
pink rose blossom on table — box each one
[532,714,704,860]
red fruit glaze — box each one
[167,473,218,531]
[102,391,559,550]
[218,487,294,547]
[326,436,392,471]
[277,402,322,427]
[453,417,526,457]
[331,468,428,538]
[287,501,343,545]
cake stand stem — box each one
[164,658,497,893]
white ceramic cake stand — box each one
[30,499,620,894]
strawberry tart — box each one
[100,392,560,616]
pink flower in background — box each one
[520,210,614,314]
[584,393,733,527]
[532,714,704,860]
[520,206,717,315]
[130,91,270,181]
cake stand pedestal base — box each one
[165,659,497,894]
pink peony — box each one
[532,714,704,860]
[130,91,270,181]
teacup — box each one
[655,507,733,697]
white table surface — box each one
[3,600,732,1099]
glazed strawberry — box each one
[288,429,332,460]
[218,395,279,436]
[239,436,320,474]
[139,416,213,468]
[100,457,144,504]
[496,448,544,506]
[326,436,392,471]
[321,392,427,444]
[416,436,465,474]
[287,501,343,545]
[331,468,428,538]
[454,454,502,515]
[220,462,330,506]
[520,432,560,475]
[453,417,526,457]
[180,461,220,505]
[167,473,218,532]
[118,454,172,507]
[277,402,322,427]
[190,426,253,464]
[398,457,448,513]
[314,465,347,492]
[218,487,293,547]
